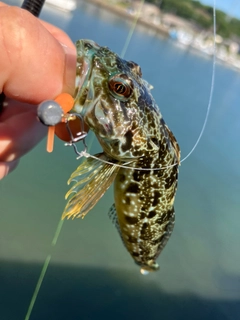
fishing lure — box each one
[55,39,181,273]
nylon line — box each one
[24,3,144,319]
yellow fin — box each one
[62,153,120,220]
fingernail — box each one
[5,153,16,161]
[0,159,19,179]
[0,162,9,179]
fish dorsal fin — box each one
[142,79,153,91]
[62,153,120,219]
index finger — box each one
[40,19,75,50]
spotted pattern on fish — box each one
[63,39,180,273]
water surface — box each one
[1,1,239,319]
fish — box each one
[62,39,180,273]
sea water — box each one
[0,1,239,319]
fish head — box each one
[72,39,158,161]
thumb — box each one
[0,5,76,103]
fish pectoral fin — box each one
[108,203,118,226]
[108,204,126,247]
[62,153,120,220]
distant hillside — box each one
[147,0,240,39]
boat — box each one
[45,0,77,12]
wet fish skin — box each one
[63,39,180,272]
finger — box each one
[0,2,75,49]
[0,5,76,103]
[0,159,19,180]
[0,101,47,162]
[40,20,75,49]
[0,99,35,121]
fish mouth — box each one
[73,40,101,113]
[74,56,91,110]
[135,260,160,273]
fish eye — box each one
[112,82,129,96]
[108,75,133,100]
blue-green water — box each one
[1,1,240,319]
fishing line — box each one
[120,0,145,58]
[24,4,145,320]
[180,0,216,163]
[24,255,51,320]
[25,2,216,318]
[24,220,64,320]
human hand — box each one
[0,2,76,179]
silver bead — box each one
[37,100,63,126]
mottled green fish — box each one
[62,39,180,273]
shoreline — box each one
[86,0,169,37]
[85,0,240,72]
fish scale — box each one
[114,149,178,271]
[62,39,180,273]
